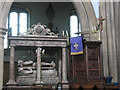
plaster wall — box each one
[15,2,74,34]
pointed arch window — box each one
[4,4,30,49]
[70,10,81,38]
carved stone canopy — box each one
[22,22,58,37]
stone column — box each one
[56,49,62,89]
[110,1,118,82]
[0,27,7,89]
[58,49,62,82]
[7,46,17,85]
[115,2,120,82]
[35,47,43,86]
[105,1,118,82]
[62,47,69,89]
[58,57,62,82]
[100,1,118,82]
[100,2,109,78]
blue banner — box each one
[70,36,83,55]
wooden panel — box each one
[88,60,99,69]
[75,70,87,78]
[72,54,87,80]
[88,47,99,60]
[69,41,103,85]
[88,70,100,77]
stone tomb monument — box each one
[7,23,69,89]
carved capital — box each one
[0,27,7,38]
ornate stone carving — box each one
[17,60,36,76]
[22,22,58,36]
[16,60,58,86]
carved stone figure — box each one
[18,60,34,67]
[16,60,37,85]
[16,60,58,86]
[18,60,36,75]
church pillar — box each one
[100,1,109,78]
[100,1,118,82]
[0,27,7,89]
[0,1,14,89]
[110,0,118,82]
[115,2,120,82]
[35,47,43,86]
[62,47,69,89]
[7,46,17,85]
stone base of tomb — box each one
[16,69,58,86]
[16,76,36,86]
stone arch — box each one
[0,1,14,90]
[72,0,97,40]
[0,1,97,89]
[0,1,14,28]
[0,1,97,37]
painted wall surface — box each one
[17,2,74,34]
